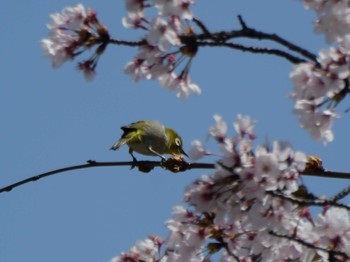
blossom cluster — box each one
[304,0,350,43]
[111,236,164,262]
[41,4,110,80]
[290,0,350,142]
[111,115,350,261]
[41,1,200,98]
[123,0,201,99]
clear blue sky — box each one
[1,1,350,261]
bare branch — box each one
[302,169,350,180]
[330,185,350,202]
[269,191,350,211]
[0,159,215,194]
[105,15,316,65]
[237,15,248,30]
[108,38,146,47]
[193,14,317,63]
[269,231,349,260]
[1,157,350,194]
[192,18,211,36]
[198,41,307,64]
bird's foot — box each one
[160,156,167,168]
[131,157,138,169]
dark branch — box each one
[192,18,211,36]
[198,41,307,64]
[192,15,317,63]
[302,169,350,180]
[108,38,146,47]
[237,15,248,30]
[269,191,350,210]
[330,185,350,202]
[0,160,215,194]
[1,158,350,194]
[106,15,316,65]
[269,231,349,259]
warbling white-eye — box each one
[110,120,188,162]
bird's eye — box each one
[175,138,181,146]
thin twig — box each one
[198,41,307,64]
[235,15,317,62]
[269,191,350,210]
[108,38,146,47]
[192,18,211,36]
[303,169,350,179]
[330,185,350,202]
[269,231,348,259]
[237,15,247,30]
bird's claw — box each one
[160,156,167,168]
[130,157,138,169]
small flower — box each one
[189,140,207,161]
[124,59,149,82]
[234,114,256,139]
[175,73,201,99]
[125,0,146,17]
[315,207,350,250]
[152,0,195,20]
[77,59,96,81]
[47,4,87,31]
[295,103,338,143]
[209,115,227,142]
[41,30,76,68]
[146,17,181,52]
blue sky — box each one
[1,1,350,261]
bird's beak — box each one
[180,148,189,158]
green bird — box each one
[110,120,188,162]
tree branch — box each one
[0,159,215,194]
[303,169,350,180]
[269,191,350,211]
[198,41,307,64]
[1,159,350,194]
[269,231,349,260]
[190,15,317,64]
[108,38,146,47]
[106,15,316,65]
[330,185,350,202]
[235,15,317,63]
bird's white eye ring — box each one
[175,138,181,146]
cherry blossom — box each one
[209,114,228,142]
[41,4,109,79]
[109,114,350,261]
[47,4,87,31]
[146,17,181,52]
[111,236,163,262]
[234,114,256,139]
[304,0,350,43]
[40,3,350,260]
[291,0,350,142]
[188,140,207,161]
[152,0,195,20]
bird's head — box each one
[165,128,188,157]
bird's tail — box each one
[110,139,127,150]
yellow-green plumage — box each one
[110,120,187,161]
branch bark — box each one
[106,15,316,65]
[0,159,214,194]
[1,159,350,194]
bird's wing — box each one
[110,122,143,150]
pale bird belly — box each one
[127,139,167,156]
